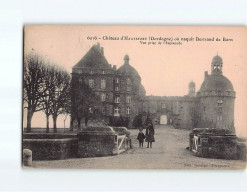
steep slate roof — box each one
[73,44,111,69]
[200,74,234,92]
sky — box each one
[24,25,247,137]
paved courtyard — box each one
[32,125,246,169]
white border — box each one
[0,0,247,192]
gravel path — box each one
[32,125,246,169]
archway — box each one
[160,115,167,125]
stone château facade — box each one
[71,43,236,132]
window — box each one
[127,78,131,85]
[114,96,120,103]
[78,70,82,74]
[161,103,166,109]
[218,99,223,112]
[114,107,120,116]
[115,78,119,83]
[79,78,83,84]
[89,107,93,113]
[102,70,105,74]
[101,79,106,89]
[88,79,94,88]
[126,107,131,115]
[115,86,120,91]
[127,86,132,91]
[204,106,206,112]
[101,93,106,101]
[126,96,131,103]
[89,70,94,74]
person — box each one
[137,127,146,148]
[145,123,155,148]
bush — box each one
[108,116,129,128]
[132,113,143,128]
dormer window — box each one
[127,78,131,85]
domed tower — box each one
[197,55,236,132]
[188,81,196,97]
[114,54,144,126]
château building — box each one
[71,43,236,132]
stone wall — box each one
[77,133,118,157]
[23,138,78,160]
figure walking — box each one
[145,123,155,148]
[137,127,146,148]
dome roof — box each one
[211,55,223,65]
[139,84,146,97]
[117,55,140,77]
[200,74,234,92]
[117,64,140,77]
[73,44,111,69]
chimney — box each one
[96,42,100,48]
[113,65,116,71]
[100,47,104,55]
[204,71,208,79]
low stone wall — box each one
[77,126,118,158]
[22,126,132,160]
[23,138,78,160]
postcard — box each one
[23,25,247,169]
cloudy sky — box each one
[24,25,247,136]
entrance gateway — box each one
[160,115,167,125]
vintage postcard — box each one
[23,25,247,169]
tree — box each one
[23,52,48,132]
[40,64,55,133]
[70,76,99,130]
[132,113,143,128]
[145,111,152,126]
[49,68,71,132]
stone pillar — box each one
[23,149,32,166]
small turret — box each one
[124,54,130,65]
[188,81,196,97]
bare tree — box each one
[40,65,56,133]
[23,52,48,132]
[70,76,100,130]
[50,68,71,133]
